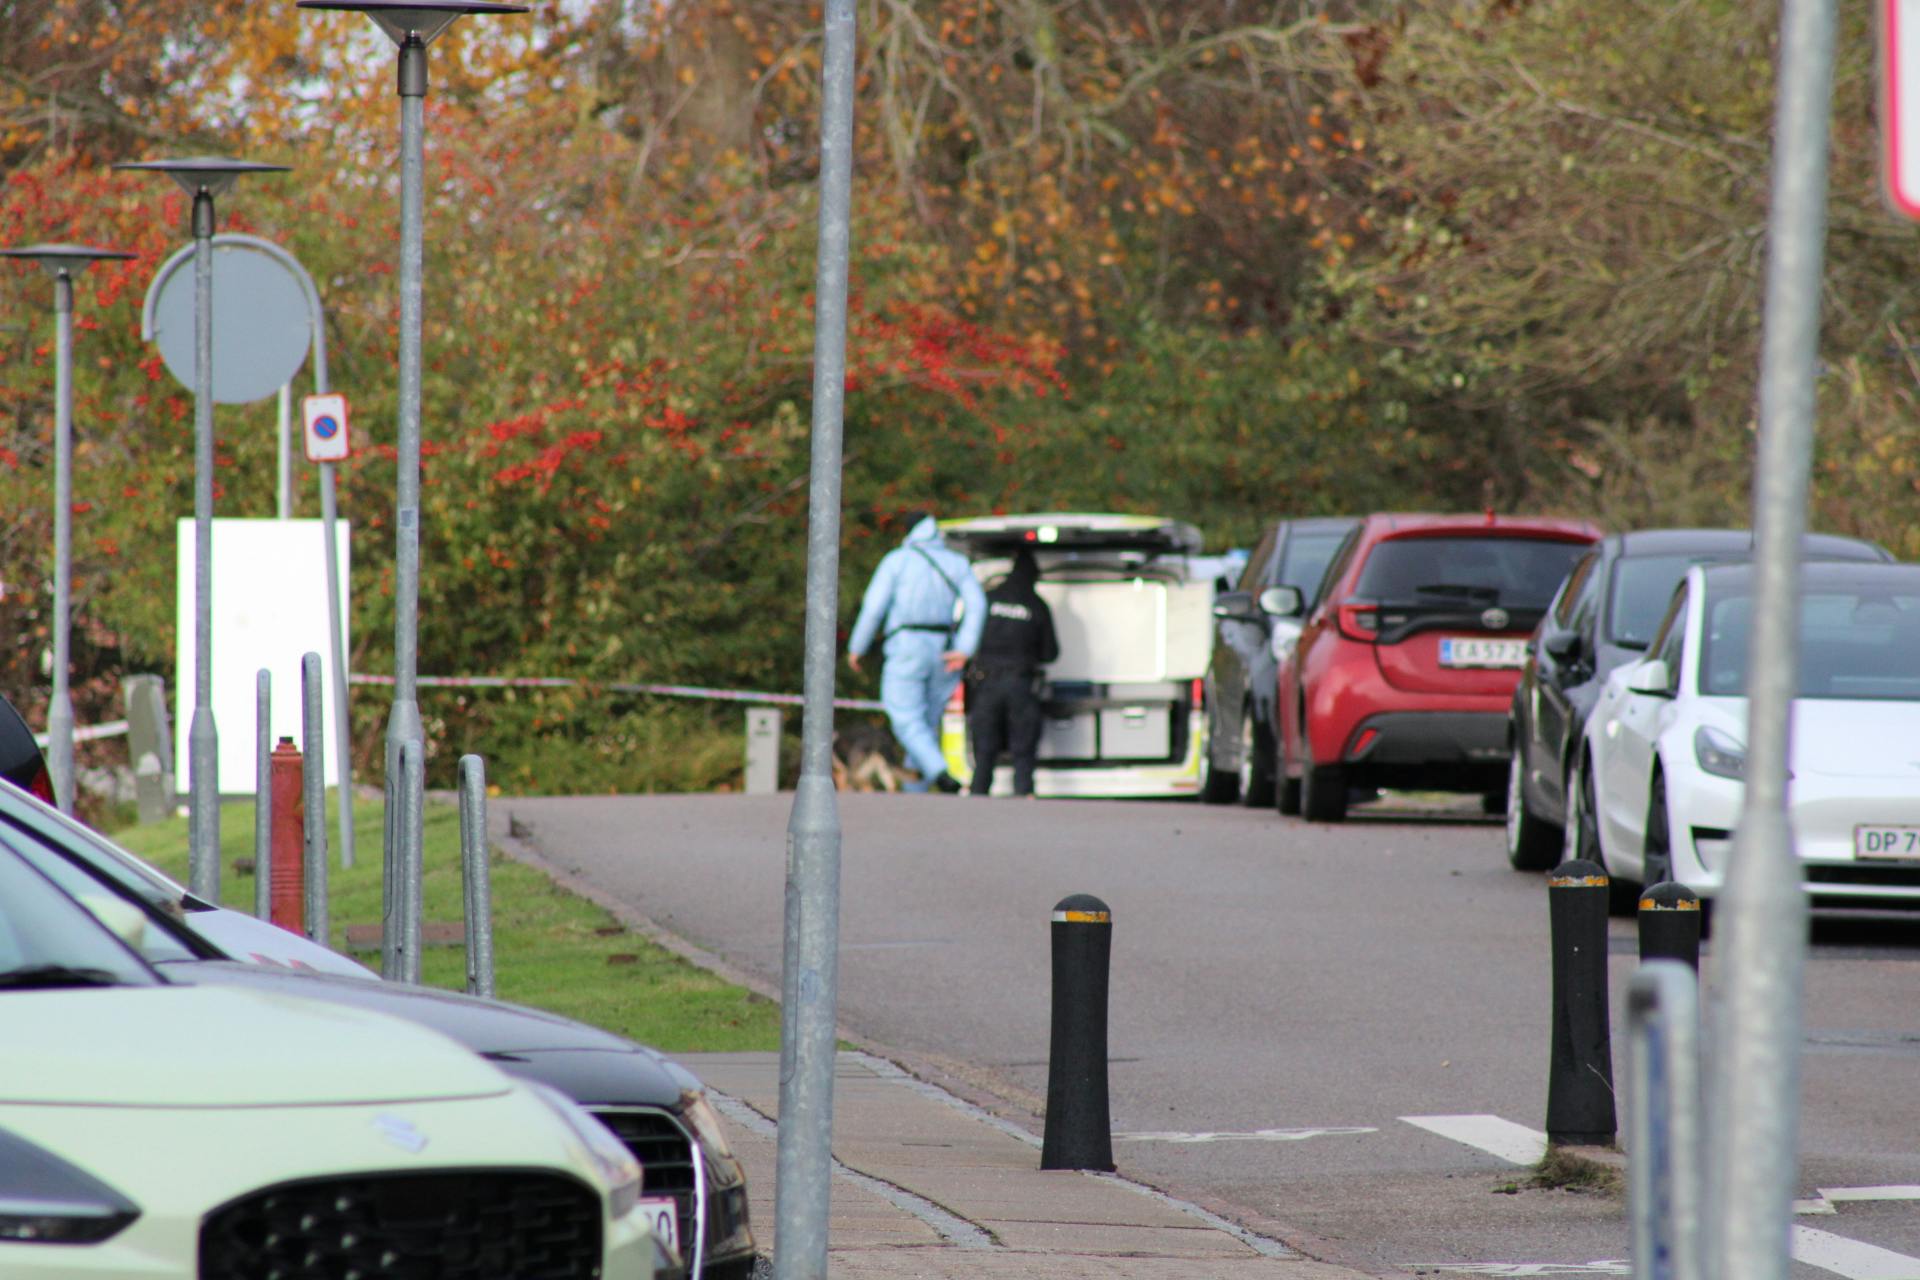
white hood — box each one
[0,986,510,1107]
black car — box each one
[0,775,757,1280]
[1200,516,1357,805]
[1503,527,1893,869]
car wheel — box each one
[1197,703,1238,805]
[1563,755,1600,866]
[1300,723,1348,823]
[1505,748,1562,872]
[1277,774,1302,816]
[1643,768,1675,887]
[1238,707,1275,808]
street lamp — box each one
[115,156,288,904]
[1,243,136,816]
[297,0,525,982]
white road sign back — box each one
[302,393,351,462]
[1886,0,1920,217]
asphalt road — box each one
[501,790,1920,1279]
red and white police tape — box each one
[348,673,887,713]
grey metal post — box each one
[1705,2,1833,1277]
[774,1,856,1275]
[48,271,75,814]
[302,653,329,948]
[254,670,272,921]
[382,36,430,923]
[460,754,494,998]
[188,192,220,903]
[276,382,293,519]
[1630,961,1702,1280]
[320,463,353,870]
[399,738,425,985]
[124,673,172,824]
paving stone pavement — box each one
[676,1051,1371,1280]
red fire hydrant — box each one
[269,737,305,935]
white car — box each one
[1567,560,1920,912]
[0,845,659,1278]
[940,513,1215,798]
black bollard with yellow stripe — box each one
[1638,881,1702,971]
[1042,893,1116,1171]
[1546,860,1616,1146]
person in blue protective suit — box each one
[847,513,987,793]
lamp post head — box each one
[296,1,526,46]
[114,156,291,200]
[0,243,137,282]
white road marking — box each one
[1115,1126,1377,1144]
[1401,1114,1549,1166]
[1792,1225,1920,1279]
[1798,1187,1920,1215]
[1398,1264,1627,1276]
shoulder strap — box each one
[910,543,965,614]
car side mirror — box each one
[1211,591,1259,622]
[1624,659,1672,697]
[1542,629,1582,661]
[1258,586,1304,618]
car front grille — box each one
[590,1107,698,1259]
[1806,863,1920,889]
[198,1170,602,1280]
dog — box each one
[832,720,905,792]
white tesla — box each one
[1567,560,1920,912]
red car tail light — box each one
[27,760,54,805]
[1336,601,1381,643]
[1190,678,1204,709]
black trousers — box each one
[967,669,1042,796]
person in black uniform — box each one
[966,548,1060,797]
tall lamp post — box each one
[115,156,288,903]
[1,243,136,815]
[297,0,524,981]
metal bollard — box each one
[1546,859,1617,1146]
[1041,893,1116,1172]
[1639,882,1702,971]
[459,754,494,999]
[1628,961,1702,1280]
[125,674,173,824]
[746,707,782,794]
[301,654,329,950]
[269,737,304,934]
[254,671,272,921]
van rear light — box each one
[1336,602,1381,643]
[1190,679,1204,709]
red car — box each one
[1273,513,1602,821]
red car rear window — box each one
[1354,537,1590,611]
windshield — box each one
[0,847,157,989]
[1276,533,1347,603]
[0,794,192,910]
[1610,554,1724,648]
[1702,588,1920,700]
[1353,536,1590,609]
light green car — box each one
[0,846,660,1278]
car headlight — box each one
[0,1129,140,1245]
[679,1090,736,1164]
[1695,726,1746,780]
[529,1084,644,1219]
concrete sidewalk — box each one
[675,1051,1368,1279]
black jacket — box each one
[971,554,1059,675]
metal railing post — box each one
[254,670,272,921]
[460,754,494,998]
[1630,961,1702,1280]
[302,653,329,948]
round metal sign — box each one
[146,241,312,405]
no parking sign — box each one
[302,393,351,463]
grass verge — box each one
[112,793,781,1053]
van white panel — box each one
[1035,579,1213,683]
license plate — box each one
[1439,637,1528,669]
[1855,825,1920,860]
[635,1196,679,1255]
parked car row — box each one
[0,707,758,1279]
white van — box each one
[939,513,1214,798]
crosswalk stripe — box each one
[1792,1225,1920,1279]
[1400,1114,1549,1166]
